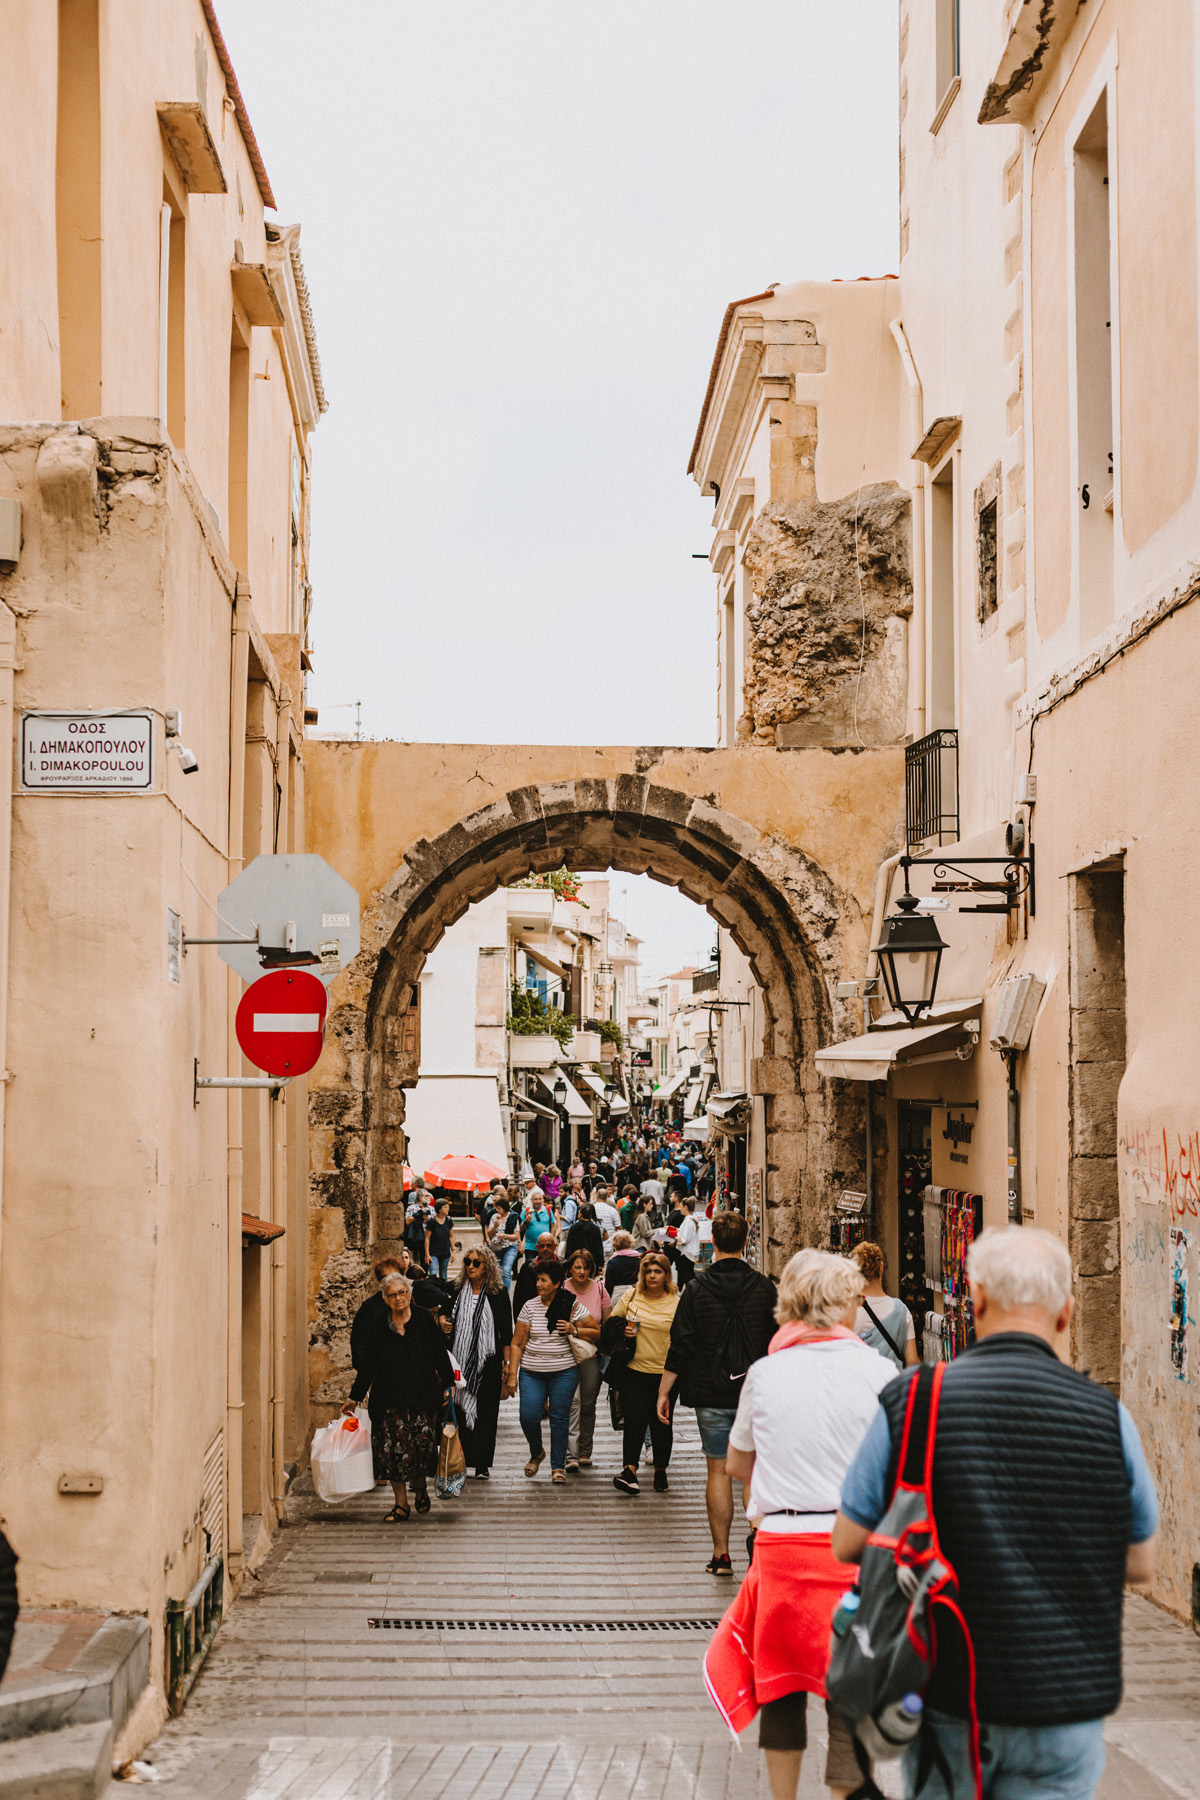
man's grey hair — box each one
[967,1227,1072,1313]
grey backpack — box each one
[825,1363,981,1800]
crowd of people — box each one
[341,1140,1159,1800]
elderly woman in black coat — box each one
[449,1243,513,1479]
[344,1272,454,1520]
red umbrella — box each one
[424,1153,506,1191]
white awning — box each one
[575,1069,630,1114]
[815,1016,981,1083]
[536,1067,592,1122]
[402,1074,509,1178]
[515,1089,560,1121]
[682,1115,709,1138]
[652,1069,688,1103]
[683,1078,703,1118]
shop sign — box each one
[21,711,154,791]
[838,1190,868,1214]
[631,1048,652,1067]
[942,1111,975,1167]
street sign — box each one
[217,854,361,988]
[20,711,154,791]
[235,970,328,1077]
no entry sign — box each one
[236,970,329,1078]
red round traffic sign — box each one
[236,970,329,1077]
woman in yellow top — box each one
[609,1251,679,1495]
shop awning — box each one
[520,941,572,980]
[682,1115,709,1138]
[683,1078,703,1118]
[576,1069,630,1115]
[515,1089,560,1121]
[403,1073,509,1175]
[536,1067,592,1122]
[652,1069,688,1103]
[814,1015,981,1083]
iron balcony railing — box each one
[905,729,959,847]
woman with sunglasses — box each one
[450,1243,513,1480]
[604,1252,680,1495]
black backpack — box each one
[709,1290,759,1393]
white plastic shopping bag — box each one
[311,1407,374,1502]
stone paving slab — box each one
[126,1403,1200,1798]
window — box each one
[722,592,736,746]
[936,0,960,103]
[56,0,102,417]
[159,186,186,446]
[929,456,957,730]
[1072,89,1115,640]
[930,0,961,129]
[227,321,250,569]
[974,463,1002,624]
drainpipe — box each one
[0,606,18,1285]
[225,585,251,1585]
[889,320,927,742]
[864,851,903,1028]
[271,687,291,1516]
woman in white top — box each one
[504,1259,597,1482]
[705,1250,895,1800]
[850,1240,919,1370]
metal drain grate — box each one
[368,1617,720,1632]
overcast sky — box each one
[218,0,898,976]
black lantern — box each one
[602,1079,618,1106]
[552,1074,567,1108]
[871,893,947,1024]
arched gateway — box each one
[303,741,902,1411]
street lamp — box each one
[871,892,947,1024]
[552,1073,569,1163]
[552,1074,567,1108]
[602,1079,618,1106]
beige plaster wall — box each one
[1031,0,1199,636]
[1,0,305,636]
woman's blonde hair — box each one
[775,1249,863,1329]
[635,1252,677,1297]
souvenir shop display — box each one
[896,1107,933,1317]
[921,1186,982,1360]
[830,1188,868,1255]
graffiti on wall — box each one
[1170,1228,1190,1380]
[1121,1123,1200,1221]
[1124,1216,1167,1291]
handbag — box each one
[435,1394,467,1499]
[568,1327,598,1364]
[607,1383,625,1430]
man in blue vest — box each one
[832,1226,1158,1800]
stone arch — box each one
[308,775,870,1409]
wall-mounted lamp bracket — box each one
[901,842,1035,917]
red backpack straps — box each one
[895,1362,942,1492]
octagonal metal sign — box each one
[217,854,361,989]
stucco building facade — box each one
[694,0,1200,1623]
[0,0,324,1743]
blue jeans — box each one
[498,1244,519,1289]
[904,1711,1106,1799]
[433,1255,450,1282]
[518,1366,579,1471]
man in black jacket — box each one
[657,1210,775,1576]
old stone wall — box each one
[739,485,912,749]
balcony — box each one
[508,1033,561,1068]
[564,1029,602,1062]
[506,889,555,929]
[905,729,959,848]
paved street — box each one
[129,1404,1200,1799]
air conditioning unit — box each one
[989,974,1046,1052]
